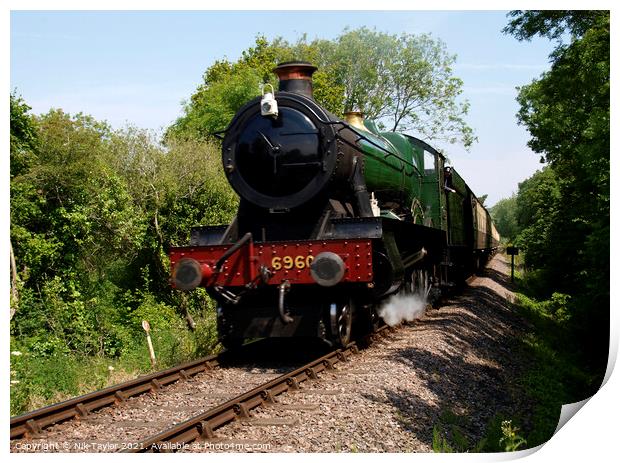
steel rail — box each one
[125,326,390,453]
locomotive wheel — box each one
[354,303,384,336]
[369,305,383,332]
[330,299,353,347]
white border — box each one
[3,2,617,461]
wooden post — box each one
[10,240,18,319]
[142,320,157,369]
[506,246,519,283]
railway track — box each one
[10,338,305,442]
[123,334,382,453]
[10,327,390,453]
[10,352,222,440]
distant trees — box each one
[10,93,39,318]
[512,168,561,273]
[168,28,475,148]
[11,103,142,356]
[502,11,609,373]
[489,195,517,242]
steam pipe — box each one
[351,156,374,218]
[215,232,252,272]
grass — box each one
[10,353,140,415]
[509,291,594,447]
[10,310,221,416]
[503,258,596,448]
[431,409,527,453]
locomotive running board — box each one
[188,217,383,245]
[322,217,383,239]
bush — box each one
[10,105,235,415]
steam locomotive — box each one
[169,61,499,348]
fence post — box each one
[142,320,157,369]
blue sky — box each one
[10,10,558,206]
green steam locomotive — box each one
[169,61,499,348]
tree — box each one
[505,10,609,372]
[10,102,239,357]
[513,168,561,273]
[10,108,148,355]
[489,195,518,242]
[504,10,607,42]
[328,28,475,146]
[170,29,475,148]
[10,92,38,178]
[171,67,267,140]
[167,37,284,139]
[10,93,40,317]
[107,128,238,291]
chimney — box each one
[272,61,317,99]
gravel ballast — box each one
[187,253,527,453]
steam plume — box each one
[378,276,431,326]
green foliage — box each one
[10,345,133,416]
[489,195,518,242]
[10,350,83,415]
[431,410,470,453]
[431,409,503,453]
[128,295,194,365]
[167,36,281,139]
[331,28,475,146]
[511,288,598,447]
[513,168,561,273]
[432,425,454,453]
[477,414,509,453]
[504,10,607,42]
[170,29,475,148]
[499,421,527,452]
[504,10,609,374]
[10,92,39,177]
[10,98,234,414]
[172,67,265,139]
[192,310,221,357]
